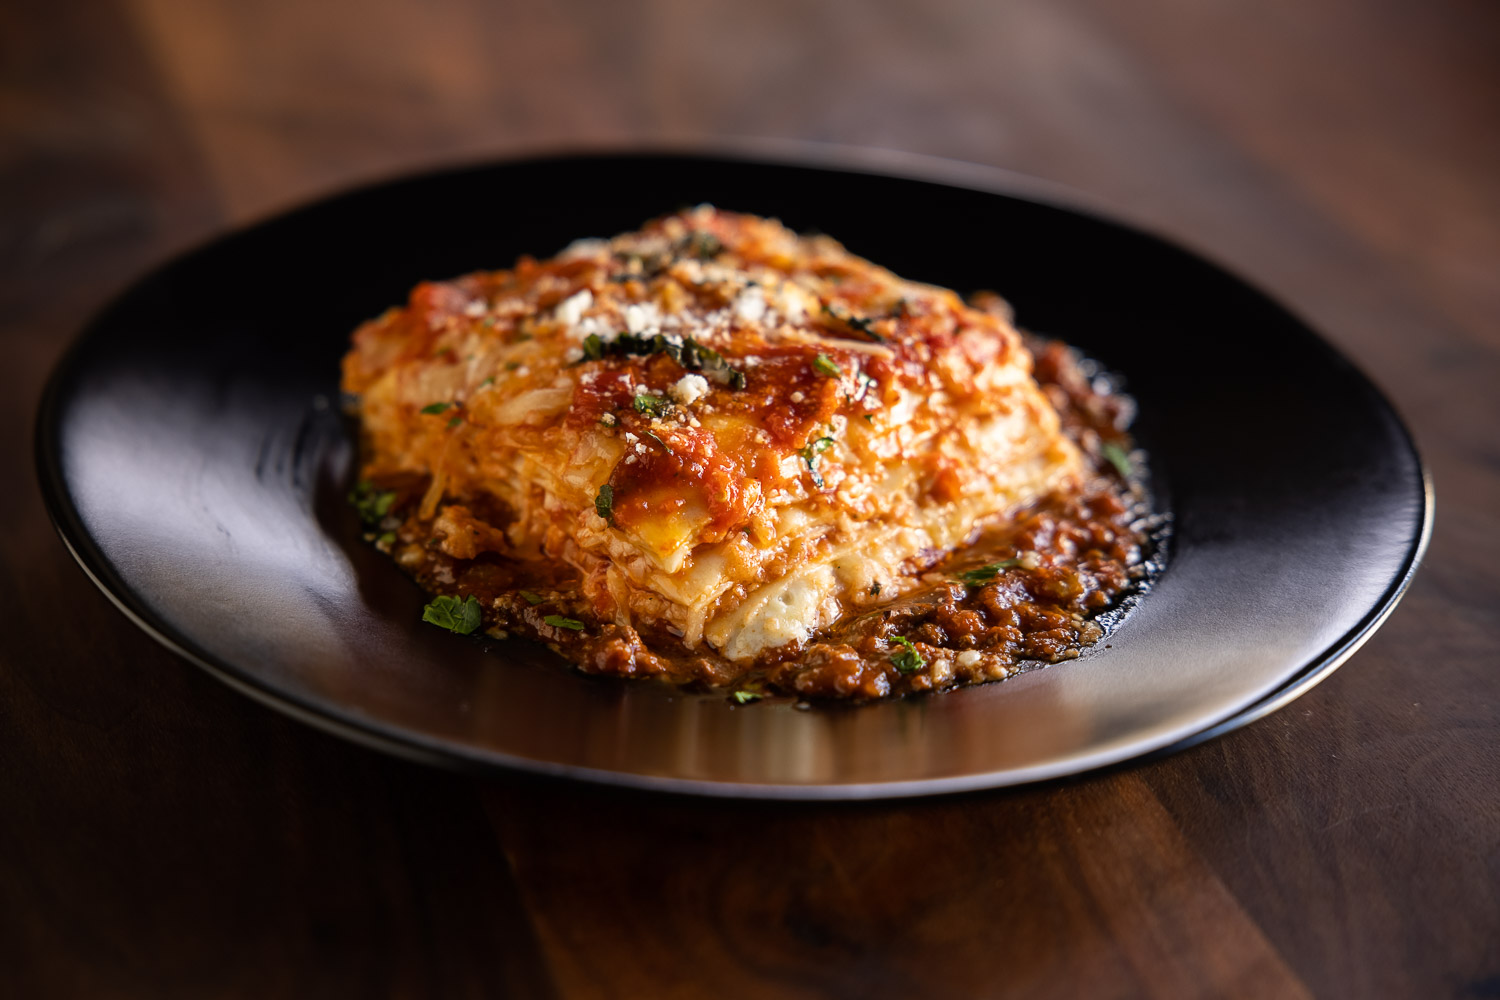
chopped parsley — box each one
[1100,441,1133,478]
[959,559,1021,586]
[543,614,585,631]
[731,689,763,705]
[863,413,875,423]
[812,354,843,378]
[574,331,746,389]
[419,401,453,415]
[889,636,926,674]
[376,531,396,547]
[479,376,495,388]
[800,436,836,488]
[821,302,886,343]
[348,480,396,526]
[633,393,670,417]
[870,581,882,596]
[595,483,614,523]
[683,230,723,259]
[519,591,544,605]
[615,250,668,275]
[447,415,463,428]
[643,429,674,454]
[422,594,482,635]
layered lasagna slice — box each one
[341,207,1085,666]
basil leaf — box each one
[419,402,452,415]
[543,615,585,631]
[519,591,544,605]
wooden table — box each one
[5,2,1497,996]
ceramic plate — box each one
[36,146,1430,798]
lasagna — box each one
[341,208,1151,700]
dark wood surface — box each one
[4,1,1498,996]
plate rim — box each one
[33,141,1435,799]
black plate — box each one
[36,146,1430,798]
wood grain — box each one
[3,1,1497,997]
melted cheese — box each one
[342,207,1084,661]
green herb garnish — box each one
[447,415,463,428]
[889,636,926,674]
[543,615,585,631]
[812,354,842,378]
[348,480,396,526]
[571,330,746,389]
[519,591,544,605]
[821,303,886,343]
[633,393,670,417]
[419,401,453,415]
[1100,441,1133,478]
[959,559,1021,586]
[376,531,396,547]
[595,483,614,523]
[684,230,723,259]
[800,436,836,488]
[731,689,763,705]
[422,594,482,635]
[642,429,674,455]
[479,376,495,388]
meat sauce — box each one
[356,335,1163,703]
